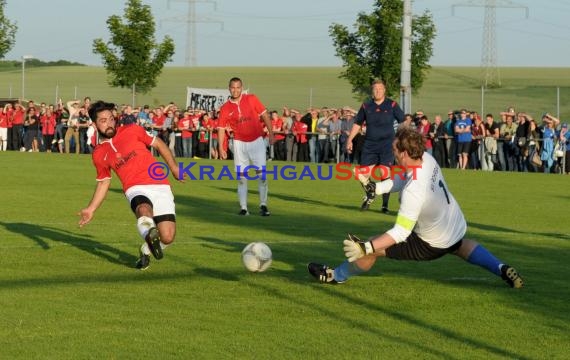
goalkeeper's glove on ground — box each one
[343,233,375,262]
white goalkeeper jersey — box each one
[386,152,466,248]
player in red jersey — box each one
[78,101,183,270]
[217,77,274,216]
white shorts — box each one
[233,137,267,173]
[125,184,175,217]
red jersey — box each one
[0,111,8,128]
[272,117,285,141]
[12,108,25,125]
[418,122,432,149]
[92,125,169,192]
[191,115,200,130]
[199,118,210,143]
[218,94,266,142]
[179,117,193,139]
[292,121,308,144]
[153,114,166,128]
[41,114,56,135]
[6,109,14,128]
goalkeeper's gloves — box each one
[343,233,375,262]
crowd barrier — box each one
[5,125,566,174]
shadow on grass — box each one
[0,228,564,359]
[308,283,533,360]
[105,181,569,342]
[0,221,137,267]
[469,221,570,242]
[210,185,359,212]
[0,268,195,289]
[173,191,392,242]
[193,225,570,338]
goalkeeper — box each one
[308,126,524,288]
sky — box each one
[4,0,570,67]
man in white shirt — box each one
[308,126,523,288]
[64,100,81,154]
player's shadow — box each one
[310,283,532,360]
[194,235,244,254]
[0,221,137,267]
[469,221,570,242]
[211,185,358,212]
[174,192,390,242]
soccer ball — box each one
[241,242,272,272]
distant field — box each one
[1,65,570,118]
[0,151,568,358]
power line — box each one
[452,0,528,88]
[212,10,355,21]
[162,0,223,67]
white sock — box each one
[141,242,151,255]
[258,178,268,207]
[137,216,155,240]
[160,242,170,250]
[357,174,370,185]
[354,167,371,186]
[238,178,248,210]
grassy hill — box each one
[1,65,570,119]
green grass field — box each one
[2,65,570,118]
[0,151,568,359]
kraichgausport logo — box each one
[148,162,421,181]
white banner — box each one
[186,87,230,112]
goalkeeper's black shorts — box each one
[386,232,462,261]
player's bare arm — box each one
[346,123,362,153]
[152,136,183,182]
[261,111,275,145]
[218,127,227,160]
[78,178,111,227]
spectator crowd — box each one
[0,98,568,175]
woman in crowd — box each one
[24,107,41,152]
[539,113,559,173]
[470,113,484,170]
[40,107,56,152]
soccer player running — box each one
[217,77,274,216]
[347,79,404,213]
[78,101,183,270]
[309,126,523,288]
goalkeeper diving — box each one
[308,126,523,288]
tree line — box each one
[0,0,435,100]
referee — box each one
[346,79,404,213]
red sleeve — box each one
[133,122,155,146]
[248,95,266,116]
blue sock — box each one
[334,260,365,282]
[466,245,502,276]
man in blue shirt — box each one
[347,79,404,213]
[455,109,472,170]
